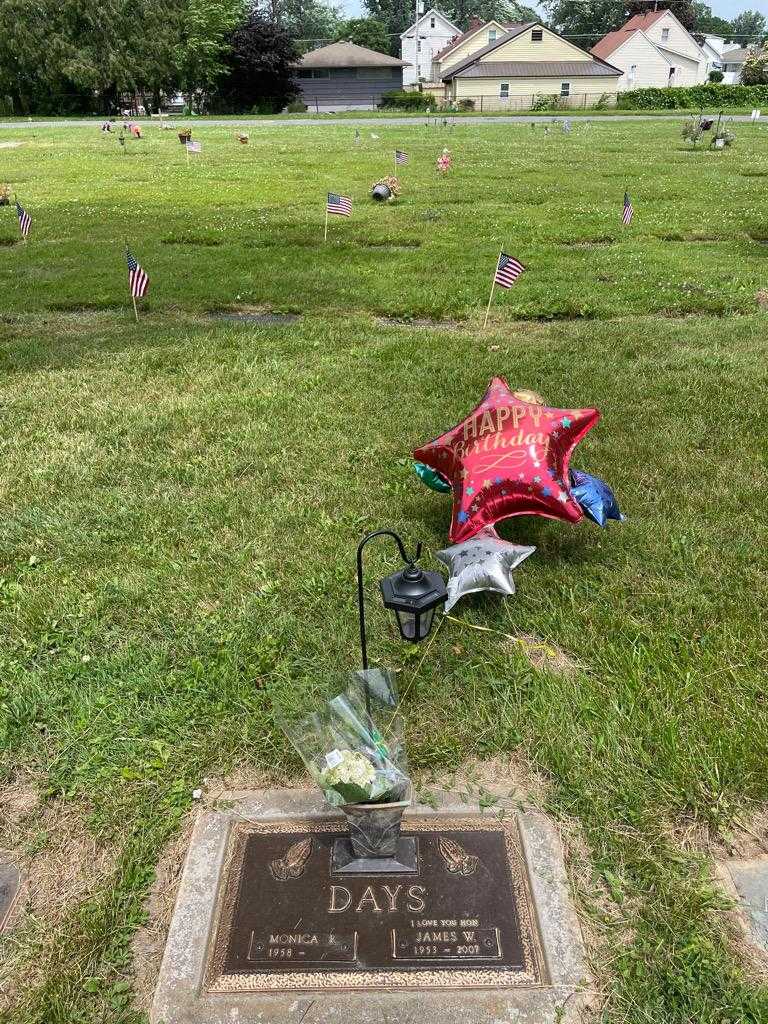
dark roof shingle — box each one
[453,59,621,79]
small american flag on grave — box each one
[327,193,352,217]
[494,252,525,289]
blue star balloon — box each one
[569,470,625,528]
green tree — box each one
[442,0,539,29]
[362,0,412,46]
[741,41,768,82]
[335,17,391,52]
[0,0,183,114]
[625,0,695,30]
[692,2,731,37]
[539,0,624,43]
[262,0,342,43]
[729,10,767,44]
[175,0,245,110]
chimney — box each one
[468,16,483,30]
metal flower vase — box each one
[341,790,411,858]
[371,183,392,202]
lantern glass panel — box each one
[417,607,435,640]
[395,609,417,641]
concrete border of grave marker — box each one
[151,787,590,1024]
[0,861,21,932]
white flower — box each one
[322,750,375,792]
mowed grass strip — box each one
[0,123,767,1023]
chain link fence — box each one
[300,91,618,113]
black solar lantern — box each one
[356,530,447,671]
[379,561,446,644]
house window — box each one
[531,28,543,41]
[417,41,421,51]
[488,29,497,41]
[661,27,669,42]
[668,66,676,81]
[500,82,509,98]
[560,82,570,96]
[430,16,435,27]
[628,63,637,84]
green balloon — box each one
[413,462,451,494]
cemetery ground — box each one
[0,121,766,1023]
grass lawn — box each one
[0,120,767,1023]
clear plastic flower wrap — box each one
[278,669,410,808]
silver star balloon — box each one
[437,526,535,613]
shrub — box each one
[457,98,475,111]
[530,93,558,111]
[285,99,308,112]
[618,83,768,109]
[379,90,431,111]
[709,70,724,83]
[741,44,768,85]
[594,92,611,109]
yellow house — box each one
[441,23,622,110]
[432,18,523,81]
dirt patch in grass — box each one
[508,633,586,678]
[207,309,300,325]
[657,233,726,243]
[749,234,768,246]
[0,238,19,247]
[377,315,465,330]
[162,235,222,247]
[757,289,768,310]
[46,302,125,314]
[562,237,615,249]
[0,779,118,1013]
[657,306,731,319]
[361,240,421,250]
[518,309,598,322]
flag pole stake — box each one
[324,205,329,243]
[484,250,501,330]
[132,295,139,323]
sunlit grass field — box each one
[1,121,767,1023]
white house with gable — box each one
[401,8,460,87]
[592,9,709,89]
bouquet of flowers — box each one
[279,669,410,807]
[437,148,452,173]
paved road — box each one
[0,114,763,130]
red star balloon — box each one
[414,377,600,543]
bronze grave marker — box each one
[207,815,543,992]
